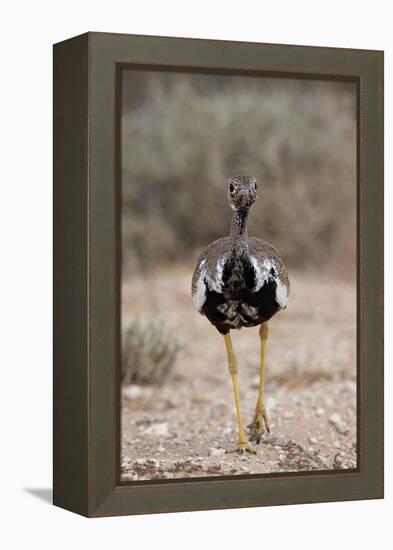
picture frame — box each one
[53,31,383,517]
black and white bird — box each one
[191,176,290,453]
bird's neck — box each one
[230,207,250,256]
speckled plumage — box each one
[191,176,289,334]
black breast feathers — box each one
[201,252,280,334]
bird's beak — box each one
[236,189,249,198]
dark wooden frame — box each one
[53,32,384,517]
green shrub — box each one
[122,317,182,385]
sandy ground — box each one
[121,263,357,481]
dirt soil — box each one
[121,263,357,481]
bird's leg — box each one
[224,333,256,454]
[249,322,270,444]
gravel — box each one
[121,266,357,480]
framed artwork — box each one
[53,32,383,517]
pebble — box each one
[143,422,169,437]
[309,437,318,444]
[344,380,357,394]
[266,396,277,409]
[123,384,151,400]
[316,407,325,417]
[208,447,226,457]
[329,414,348,435]
[146,458,160,466]
[319,456,330,468]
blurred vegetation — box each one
[121,72,356,275]
[122,317,182,385]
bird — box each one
[191,175,290,454]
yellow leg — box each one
[249,323,270,444]
[224,333,255,454]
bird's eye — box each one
[229,183,234,194]
[254,183,257,190]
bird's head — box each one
[227,176,257,211]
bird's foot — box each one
[248,406,270,444]
[226,440,256,455]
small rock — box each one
[283,411,294,419]
[209,447,226,457]
[316,407,325,417]
[266,396,277,409]
[146,458,159,466]
[309,437,318,445]
[318,455,330,468]
[329,414,348,435]
[144,422,169,437]
[332,454,343,468]
[123,384,151,400]
[344,380,357,394]
[166,397,180,408]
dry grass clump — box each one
[122,317,182,385]
[121,73,356,275]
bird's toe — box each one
[226,440,256,455]
[248,410,270,443]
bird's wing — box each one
[192,236,290,311]
[248,237,290,309]
[191,237,231,311]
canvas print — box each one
[120,69,357,481]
